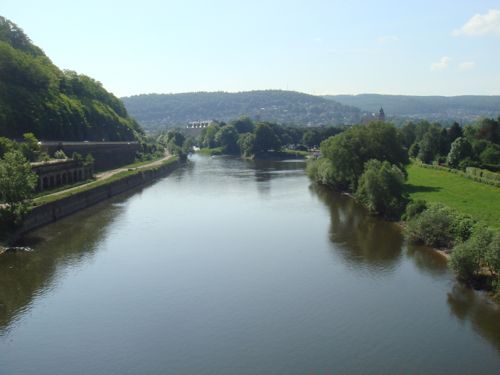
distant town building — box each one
[186,121,212,129]
[378,107,386,122]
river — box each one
[1,154,499,374]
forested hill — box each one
[122,91,362,131]
[326,94,500,123]
[0,16,142,141]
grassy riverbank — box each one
[406,164,500,230]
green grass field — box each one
[406,164,500,229]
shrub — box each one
[449,225,495,283]
[307,158,335,187]
[402,199,427,220]
[450,241,481,281]
[406,204,475,248]
[54,149,67,159]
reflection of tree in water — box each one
[0,193,129,334]
[405,243,448,277]
[250,159,306,196]
[447,284,500,353]
[311,185,403,272]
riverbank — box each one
[14,156,180,237]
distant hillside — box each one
[122,90,361,131]
[0,16,142,141]
[326,94,500,123]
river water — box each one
[0,155,499,374]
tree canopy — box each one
[0,16,143,142]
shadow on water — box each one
[447,284,500,353]
[310,185,403,273]
[0,189,140,335]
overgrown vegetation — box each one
[0,16,143,141]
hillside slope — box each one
[0,16,142,141]
[327,94,500,123]
[122,90,361,131]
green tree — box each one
[355,159,406,218]
[0,151,38,231]
[230,117,255,134]
[198,124,220,148]
[253,123,281,154]
[215,125,239,154]
[447,137,472,168]
[316,122,408,191]
[238,133,256,157]
[417,126,442,163]
[20,132,40,161]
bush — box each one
[449,225,496,284]
[54,149,67,159]
[402,199,427,220]
[450,241,481,281]
[307,158,335,187]
[406,204,475,248]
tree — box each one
[447,137,472,168]
[230,117,255,134]
[238,133,256,157]
[198,124,220,148]
[20,132,40,161]
[417,126,442,163]
[215,125,239,154]
[0,151,38,230]
[355,159,406,218]
[253,123,281,154]
[317,122,408,191]
[448,122,463,144]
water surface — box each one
[0,155,499,374]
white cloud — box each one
[458,61,476,71]
[377,35,399,44]
[431,56,451,71]
[453,9,500,36]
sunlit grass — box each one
[406,163,500,229]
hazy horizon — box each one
[3,0,500,97]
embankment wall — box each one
[20,160,180,234]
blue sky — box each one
[3,0,500,97]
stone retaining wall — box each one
[20,160,180,234]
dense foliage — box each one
[0,16,143,141]
[401,117,500,172]
[197,117,344,158]
[0,150,37,239]
[355,160,406,218]
[122,90,362,132]
[308,122,408,191]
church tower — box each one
[378,107,385,122]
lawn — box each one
[406,164,500,229]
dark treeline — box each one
[0,16,143,142]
